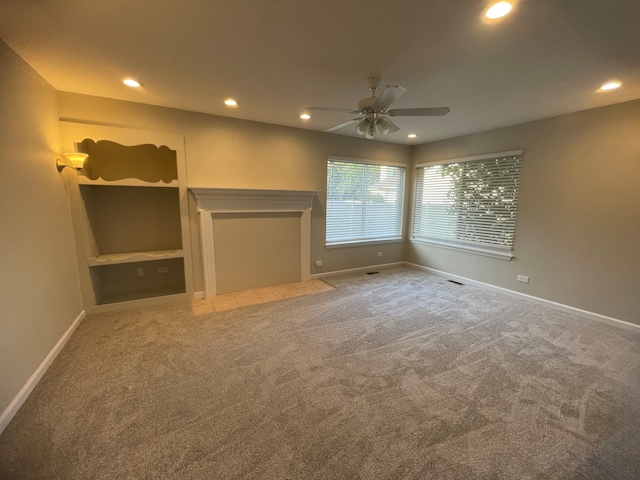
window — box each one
[326,157,406,246]
[412,150,523,259]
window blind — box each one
[413,154,522,258]
[326,159,405,246]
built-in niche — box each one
[75,138,188,306]
[91,258,186,305]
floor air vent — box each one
[447,280,464,285]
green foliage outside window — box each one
[327,161,383,202]
[441,157,521,246]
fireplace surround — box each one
[191,188,317,297]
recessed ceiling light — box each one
[600,81,622,91]
[299,113,311,120]
[123,79,141,88]
[224,98,238,107]
[486,1,513,19]
[408,134,417,138]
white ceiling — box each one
[1,0,639,145]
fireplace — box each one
[191,188,317,297]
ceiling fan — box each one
[306,76,450,139]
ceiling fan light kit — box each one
[377,118,392,135]
[306,76,450,140]
[355,119,368,136]
[365,123,376,140]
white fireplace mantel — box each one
[191,188,318,297]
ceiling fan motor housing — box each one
[357,76,383,111]
[357,96,378,111]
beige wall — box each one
[57,93,413,291]
[0,41,83,416]
[407,100,640,324]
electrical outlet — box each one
[159,267,169,273]
[517,275,529,283]
[314,260,323,267]
[377,252,383,257]
[136,267,144,277]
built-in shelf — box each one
[78,176,178,188]
[96,287,187,305]
[90,257,186,306]
[59,129,193,310]
[87,249,184,266]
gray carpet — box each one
[1,267,639,479]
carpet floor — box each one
[1,267,639,479]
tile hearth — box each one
[191,279,334,315]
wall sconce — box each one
[56,142,88,172]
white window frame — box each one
[326,156,406,247]
[411,150,523,260]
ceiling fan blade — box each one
[306,106,359,113]
[387,107,450,117]
[372,85,407,109]
[325,118,365,132]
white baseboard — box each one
[405,262,640,332]
[193,291,206,299]
[311,262,404,280]
[0,310,86,434]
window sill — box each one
[411,237,513,260]
[326,237,403,249]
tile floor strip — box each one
[191,280,334,315]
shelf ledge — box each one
[78,177,178,187]
[88,249,184,266]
